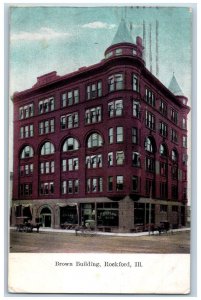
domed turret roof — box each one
[111,19,134,46]
[168,73,184,96]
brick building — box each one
[11,20,190,232]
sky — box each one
[9,6,192,99]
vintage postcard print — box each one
[8,5,192,294]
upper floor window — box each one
[61,89,79,107]
[20,124,34,139]
[116,175,124,191]
[170,108,178,124]
[19,103,34,120]
[159,121,168,137]
[41,142,55,156]
[159,144,168,157]
[38,97,54,114]
[145,111,155,130]
[86,154,102,169]
[108,128,114,144]
[132,127,138,144]
[146,157,155,172]
[145,137,154,153]
[159,100,167,116]
[145,88,155,107]
[132,152,141,167]
[171,149,178,162]
[87,177,103,193]
[133,100,140,118]
[20,163,33,176]
[19,183,32,196]
[182,136,187,148]
[116,127,123,142]
[86,81,102,100]
[116,151,125,165]
[63,137,79,152]
[182,153,188,165]
[171,129,178,143]
[39,119,55,135]
[60,113,78,130]
[160,162,168,176]
[20,145,34,159]
[108,74,124,92]
[87,133,103,148]
[108,100,123,117]
[133,74,140,92]
[40,161,55,174]
[115,48,122,55]
[182,117,187,129]
[105,51,113,59]
[85,107,101,124]
[40,182,54,195]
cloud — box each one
[10,27,72,42]
[82,21,116,29]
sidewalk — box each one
[10,226,190,237]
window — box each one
[86,155,102,169]
[38,97,54,114]
[115,48,122,55]
[19,103,34,120]
[20,164,33,176]
[40,182,54,195]
[116,151,125,165]
[108,152,113,166]
[160,204,167,212]
[108,176,113,191]
[108,74,124,92]
[172,185,178,199]
[86,81,102,100]
[170,108,178,124]
[171,129,178,143]
[60,113,79,129]
[97,202,119,227]
[132,152,141,167]
[41,142,55,155]
[182,117,187,130]
[108,128,114,144]
[133,74,140,92]
[116,176,124,191]
[105,51,113,58]
[172,166,178,180]
[160,162,168,176]
[108,100,123,117]
[133,100,140,118]
[20,124,34,138]
[61,89,79,107]
[133,49,137,55]
[145,111,155,130]
[39,119,55,135]
[85,107,101,124]
[87,177,103,193]
[159,100,167,116]
[171,149,178,162]
[87,133,103,148]
[63,138,79,152]
[146,157,155,172]
[145,179,154,196]
[40,161,54,174]
[145,88,155,106]
[132,176,139,192]
[132,127,138,144]
[20,146,34,159]
[159,122,168,137]
[160,183,168,199]
[19,183,32,196]
[182,153,188,165]
[159,144,168,157]
[182,136,187,148]
[116,127,123,142]
[145,137,154,153]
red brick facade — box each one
[11,28,190,232]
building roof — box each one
[111,19,134,46]
[168,73,184,96]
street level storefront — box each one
[11,197,186,232]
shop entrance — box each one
[40,207,52,227]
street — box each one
[9,229,190,253]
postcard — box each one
[8,5,192,294]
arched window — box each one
[20,145,34,159]
[41,142,55,155]
[159,144,168,157]
[87,133,103,148]
[63,137,79,152]
[145,137,154,153]
[171,149,178,162]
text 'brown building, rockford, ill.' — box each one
[11,19,190,232]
